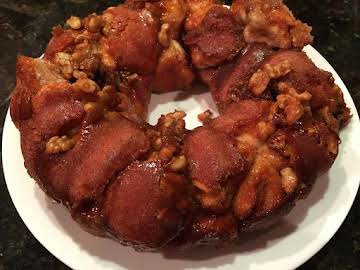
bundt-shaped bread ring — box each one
[10,0,350,251]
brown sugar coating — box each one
[200,44,275,109]
[45,116,150,208]
[101,5,161,74]
[185,5,245,68]
[184,127,245,213]
[10,0,350,251]
[103,161,186,249]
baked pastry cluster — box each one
[10,0,350,251]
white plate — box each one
[2,46,360,270]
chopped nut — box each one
[276,82,313,125]
[193,179,211,193]
[172,110,186,119]
[249,60,292,96]
[96,90,107,98]
[175,119,185,130]
[127,73,139,83]
[235,133,260,162]
[236,133,260,147]
[66,16,82,30]
[97,85,114,103]
[102,12,114,24]
[280,167,298,194]
[74,33,86,44]
[104,111,119,121]
[88,16,103,33]
[73,78,100,93]
[97,91,111,104]
[164,118,173,128]
[102,85,113,92]
[71,51,84,62]
[164,110,186,128]
[55,52,71,65]
[158,23,170,47]
[257,121,275,141]
[159,145,176,160]
[54,52,73,79]
[277,82,312,100]
[169,155,187,172]
[46,135,75,154]
[277,94,303,124]
[101,13,114,35]
[263,60,291,78]
[140,8,155,24]
[72,70,88,79]
[200,190,227,211]
[319,106,340,132]
[198,110,213,124]
[83,102,98,113]
[101,52,117,70]
[153,137,162,150]
[249,69,270,96]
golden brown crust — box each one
[19,84,85,184]
[153,40,195,92]
[184,127,245,213]
[185,5,245,68]
[200,44,275,109]
[102,6,161,74]
[103,161,186,249]
[10,0,350,251]
[45,117,150,208]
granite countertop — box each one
[0,0,359,269]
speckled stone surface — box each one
[0,1,359,269]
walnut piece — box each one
[249,60,292,96]
[280,167,298,194]
[66,16,82,30]
[46,135,76,154]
